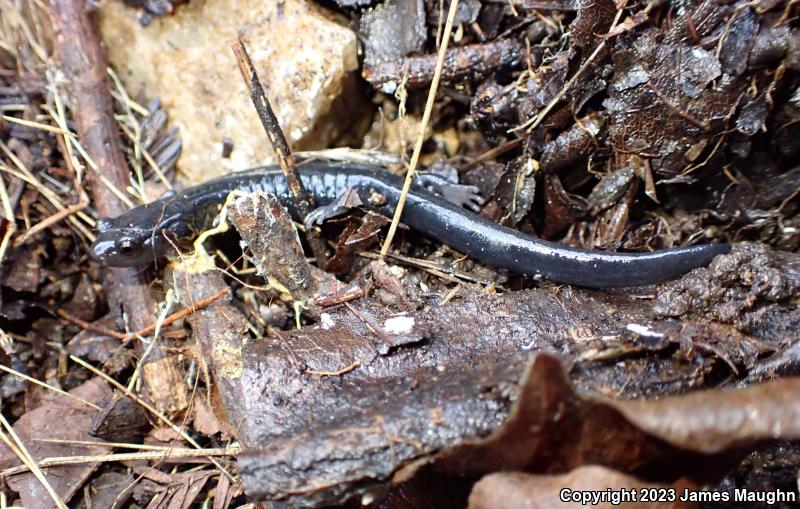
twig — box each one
[358,250,482,284]
[363,39,523,91]
[231,38,309,214]
[51,0,154,334]
[310,284,364,308]
[306,360,361,377]
[56,309,128,340]
[231,37,328,264]
[0,171,17,266]
[511,5,626,133]
[34,438,218,450]
[0,364,102,410]
[108,67,147,198]
[15,200,87,245]
[0,114,71,135]
[69,355,234,481]
[380,0,462,259]
[126,288,229,342]
[0,446,241,477]
[0,141,94,241]
[56,288,230,343]
[119,124,173,192]
[32,438,194,451]
[463,137,523,171]
[46,74,94,219]
[51,0,132,218]
[0,413,68,509]
[125,289,177,392]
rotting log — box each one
[51,0,155,332]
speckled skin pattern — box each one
[91,162,730,288]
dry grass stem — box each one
[0,413,68,509]
[0,364,102,410]
[69,355,234,481]
[379,0,462,259]
[0,446,241,477]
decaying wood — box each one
[50,0,182,416]
[142,356,191,414]
[50,0,154,332]
[231,37,329,265]
[229,244,799,506]
[167,267,249,440]
[363,38,524,91]
[227,192,320,300]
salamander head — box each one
[90,201,188,267]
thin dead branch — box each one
[232,36,329,265]
[51,0,155,333]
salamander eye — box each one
[115,238,138,256]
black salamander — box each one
[90,161,731,288]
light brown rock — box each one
[98,0,360,184]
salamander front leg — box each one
[416,173,485,212]
[304,187,364,229]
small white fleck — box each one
[626,323,664,338]
[381,81,398,94]
[320,313,335,330]
[384,315,414,334]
